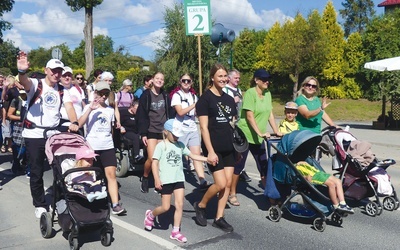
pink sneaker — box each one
[170,230,187,243]
[144,210,154,231]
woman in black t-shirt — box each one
[194,63,236,233]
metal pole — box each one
[196,34,203,95]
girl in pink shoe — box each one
[144,119,215,243]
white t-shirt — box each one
[22,78,72,138]
[171,90,198,132]
[60,85,85,121]
[83,105,115,150]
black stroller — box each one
[40,132,113,250]
[317,126,398,216]
[267,130,347,232]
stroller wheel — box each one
[313,218,326,232]
[383,196,397,211]
[101,232,112,247]
[268,206,282,222]
[331,212,343,226]
[68,232,79,250]
[365,201,379,217]
[115,149,129,177]
[40,212,53,238]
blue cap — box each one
[253,69,271,79]
[164,119,184,137]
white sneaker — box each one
[35,207,47,219]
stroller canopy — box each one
[277,130,322,163]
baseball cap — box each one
[164,119,184,137]
[101,71,114,80]
[95,81,111,91]
[285,101,298,110]
[76,147,98,160]
[62,66,73,75]
[46,59,64,69]
[19,89,26,95]
[253,69,271,79]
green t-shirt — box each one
[237,87,273,145]
[295,95,323,133]
[152,140,191,185]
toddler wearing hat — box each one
[144,119,215,243]
[61,147,107,202]
[279,101,299,135]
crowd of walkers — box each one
[1,51,340,244]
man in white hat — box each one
[16,51,79,219]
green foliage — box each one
[321,1,346,82]
[361,9,400,99]
[65,0,103,12]
[344,32,365,75]
[339,0,376,37]
[0,40,18,72]
[0,0,14,43]
[340,77,363,99]
[322,86,346,99]
[93,35,113,58]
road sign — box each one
[51,47,63,60]
[184,0,211,36]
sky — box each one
[3,0,385,62]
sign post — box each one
[184,0,211,95]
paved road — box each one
[1,121,400,250]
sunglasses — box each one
[76,77,83,80]
[304,83,317,89]
[181,79,192,84]
[96,90,110,97]
[258,77,270,82]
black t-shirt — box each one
[119,107,138,133]
[4,87,19,111]
[196,89,237,153]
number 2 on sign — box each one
[193,14,204,31]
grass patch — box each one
[272,98,386,122]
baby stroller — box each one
[317,126,398,216]
[267,130,347,232]
[40,131,113,250]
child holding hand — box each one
[144,119,216,243]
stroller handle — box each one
[43,126,83,139]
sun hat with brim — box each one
[232,126,249,153]
[76,147,98,161]
[164,119,184,137]
[46,59,64,69]
[95,81,111,91]
[285,101,298,110]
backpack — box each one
[118,91,133,105]
[23,79,64,129]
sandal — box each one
[0,146,5,153]
[228,194,240,206]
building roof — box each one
[378,0,400,7]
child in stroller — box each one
[61,147,107,202]
[317,126,399,216]
[295,161,354,214]
[268,130,350,232]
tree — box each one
[321,1,346,83]
[93,34,113,58]
[339,0,376,37]
[65,0,103,79]
[0,0,14,43]
[232,29,266,88]
[0,40,19,71]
